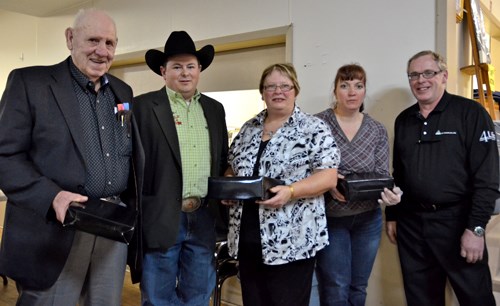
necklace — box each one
[264,117,287,138]
[264,129,275,137]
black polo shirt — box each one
[386,91,499,228]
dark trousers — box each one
[397,205,495,306]
[238,254,315,306]
[238,197,315,306]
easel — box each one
[460,0,498,120]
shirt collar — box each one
[412,91,450,118]
[68,57,109,92]
[432,91,450,113]
[165,86,201,105]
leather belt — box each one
[181,196,206,213]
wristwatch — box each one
[469,226,485,237]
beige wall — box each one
[0,0,437,124]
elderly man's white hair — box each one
[72,8,117,31]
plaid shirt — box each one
[166,87,210,198]
[315,109,390,217]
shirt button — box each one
[423,131,427,135]
[424,122,428,125]
[106,153,110,157]
[101,126,105,130]
[108,181,112,185]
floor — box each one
[0,273,141,306]
[0,274,237,306]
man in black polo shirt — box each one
[385,50,499,306]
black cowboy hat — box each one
[145,31,214,75]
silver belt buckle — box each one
[181,196,202,213]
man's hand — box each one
[460,229,485,263]
[52,191,88,223]
[378,186,403,206]
[385,221,397,244]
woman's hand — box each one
[330,173,346,202]
[220,199,239,206]
[220,167,238,206]
[378,186,403,206]
[329,188,346,202]
[255,168,337,209]
[256,185,293,208]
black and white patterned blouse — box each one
[227,106,340,264]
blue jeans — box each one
[140,206,216,306]
[310,208,382,306]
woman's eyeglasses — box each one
[263,84,294,92]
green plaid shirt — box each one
[166,87,211,198]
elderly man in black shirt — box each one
[385,50,499,306]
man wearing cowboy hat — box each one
[133,31,228,305]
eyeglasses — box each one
[407,70,442,81]
[263,84,294,92]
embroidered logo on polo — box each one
[435,130,457,136]
[479,130,496,143]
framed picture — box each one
[456,0,464,23]
[470,0,491,63]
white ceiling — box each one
[0,0,89,17]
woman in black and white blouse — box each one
[222,63,340,306]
